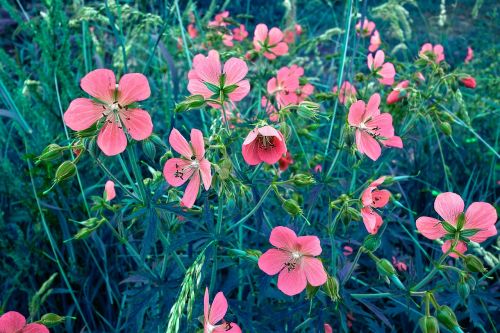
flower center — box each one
[258,135,276,150]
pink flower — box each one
[368,30,381,52]
[464,46,473,63]
[392,256,408,272]
[63,69,153,156]
[267,65,311,107]
[163,129,212,208]
[0,311,49,333]
[187,23,198,39]
[222,34,234,47]
[324,323,333,333]
[360,177,390,234]
[278,152,293,171]
[232,24,248,41]
[203,288,241,333]
[295,24,303,35]
[416,192,498,258]
[348,93,403,161]
[258,226,327,296]
[104,180,116,201]
[356,19,376,37]
[208,11,229,27]
[187,50,250,107]
[343,245,353,256]
[386,80,410,104]
[367,50,396,85]
[416,72,426,82]
[460,76,476,89]
[261,96,279,122]
[333,81,357,105]
[253,24,288,60]
[419,43,445,63]
[314,164,322,173]
[242,125,287,165]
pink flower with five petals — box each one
[203,288,241,333]
[419,43,445,63]
[232,24,248,41]
[355,19,376,37]
[360,177,391,234]
[253,24,289,60]
[0,311,49,333]
[241,125,287,165]
[367,50,396,85]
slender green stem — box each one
[227,185,273,231]
[342,246,364,285]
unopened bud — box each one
[291,174,315,186]
[54,161,77,183]
[325,275,341,302]
[297,101,320,119]
[175,94,206,112]
[439,122,452,136]
[418,315,440,333]
[282,199,302,217]
[142,139,156,160]
[38,313,67,328]
[463,254,486,273]
[457,278,470,301]
[36,144,64,164]
[436,306,462,333]
[363,235,381,252]
[376,259,397,277]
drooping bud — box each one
[457,277,470,302]
[418,315,440,333]
[463,254,486,273]
[439,122,452,136]
[282,199,302,217]
[297,101,320,119]
[436,306,462,333]
[376,259,405,289]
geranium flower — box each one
[419,43,445,63]
[267,65,311,107]
[278,152,293,171]
[367,50,395,85]
[253,24,288,60]
[104,180,116,201]
[333,81,357,105]
[258,226,327,296]
[187,23,198,39]
[416,192,497,258]
[63,69,153,156]
[460,76,476,89]
[0,311,49,333]
[242,125,287,165]
[232,24,248,41]
[386,80,410,104]
[360,176,390,234]
[163,128,212,208]
[464,46,473,63]
[348,93,403,161]
[355,19,376,37]
[208,11,229,27]
[187,50,250,107]
[203,288,241,333]
[368,30,381,52]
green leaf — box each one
[203,81,220,93]
[223,84,238,94]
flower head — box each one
[104,180,116,201]
[267,65,312,108]
[333,81,357,105]
[416,192,498,258]
[368,30,381,52]
[63,69,153,156]
[253,24,288,60]
[242,125,287,165]
[232,24,248,41]
[203,288,241,333]
[367,50,396,85]
[348,93,403,161]
[258,226,327,296]
[356,19,376,37]
[419,43,445,63]
[386,80,410,104]
[360,177,390,234]
[0,311,49,333]
[163,129,212,208]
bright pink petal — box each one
[268,27,284,45]
[243,128,259,145]
[209,292,228,325]
[80,69,116,103]
[199,159,212,191]
[367,113,394,138]
[442,240,467,258]
[181,171,200,208]
[194,50,222,85]
[97,120,127,156]
[104,180,116,201]
[420,43,432,54]
[119,108,153,141]
[465,202,497,242]
[204,288,210,326]
[348,100,366,126]
[434,44,445,63]
[302,257,327,287]
[258,248,289,275]
[296,236,322,256]
[434,192,464,225]
[277,265,307,296]
[269,226,297,251]
[187,79,214,99]
[469,225,497,243]
[63,98,103,131]
[365,93,381,120]
[416,216,446,240]
[369,176,386,188]
[356,130,381,161]
[253,24,268,46]
[0,311,26,332]
[169,128,193,158]
[257,136,286,164]
[373,50,385,69]
[21,323,49,333]
[117,73,151,105]
[361,207,383,234]
[163,158,195,187]
[367,53,374,70]
[381,136,403,148]
[228,80,250,102]
[324,324,333,333]
[361,187,375,207]
[378,63,395,85]
[190,129,205,159]
[242,141,261,165]
[223,58,248,85]
[214,323,241,333]
[270,42,288,56]
[257,125,281,138]
[263,52,277,60]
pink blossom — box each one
[360,177,390,234]
[163,129,212,208]
[187,23,198,39]
[464,46,473,63]
[367,50,396,85]
[386,80,410,104]
[356,19,376,37]
[258,226,327,296]
[343,245,353,256]
[460,76,476,89]
[278,152,293,171]
[267,65,313,107]
[416,192,498,258]
[232,24,248,41]
[324,323,333,333]
[392,256,408,272]
[242,125,287,165]
[253,24,289,60]
[314,164,322,173]
[208,11,229,27]
[104,180,116,201]
[419,43,445,63]
[187,50,250,107]
[261,96,279,122]
[348,93,403,161]
[63,69,153,156]
[295,24,303,35]
[203,288,241,333]
[368,30,381,52]
[0,311,49,333]
[333,81,357,105]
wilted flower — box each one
[333,81,357,105]
[278,152,293,171]
[386,80,410,104]
[360,177,390,234]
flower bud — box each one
[142,139,156,160]
[324,275,341,302]
[363,235,381,252]
[175,94,206,112]
[376,259,397,277]
[439,122,452,136]
[54,161,77,183]
[460,76,476,89]
[418,315,440,333]
[463,254,486,273]
[39,313,67,328]
[457,279,470,301]
[282,199,302,217]
[291,174,315,186]
[436,306,462,332]
[297,101,320,119]
[36,144,64,164]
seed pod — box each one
[436,306,461,332]
[39,313,67,328]
[363,235,381,252]
[324,275,341,302]
[36,144,64,164]
[418,315,440,333]
[54,161,77,183]
[376,259,397,277]
[463,254,486,273]
[291,174,315,186]
[142,139,156,161]
[439,122,452,136]
[282,199,302,217]
[457,279,470,301]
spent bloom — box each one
[187,50,250,107]
[368,30,381,53]
[356,19,376,37]
[242,125,287,165]
[203,288,241,333]
[348,93,403,161]
[416,192,498,258]
[258,226,327,296]
[386,80,410,104]
[333,81,357,105]
[419,43,445,63]
[104,180,116,201]
[163,129,212,208]
[392,256,408,272]
[232,24,248,41]
[0,311,49,333]
[367,50,396,85]
[253,24,288,60]
[63,69,153,156]
[360,177,390,234]
[464,46,473,63]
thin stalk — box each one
[342,246,363,285]
[227,185,273,231]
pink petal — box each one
[199,159,212,191]
[198,50,222,85]
[228,80,250,102]
[361,207,383,234]
[378,63,396,85]
[257,136,286,164]
[442,240,467,258]
[371,189,391,208]
[269,226,298,251]
[268,27,284,45]
[223,58,248,85]
[302,257,327,287]
[361,187,375,207]
[97,120,127,156]
[367,113,394,138]
[386,90,400,104]
[117,73,151,105]
[119,108,153,141]
[163,158,195,187]
[204,288,210,325]
[214,323,241,333]
[63,98,103,131]
[365,93,381,119]
[381,136,403,148]
[348,100,366,126]
[104,180,116,201]
[80,69,116,103]
[267,77,278,94]
[209,292,228,325]
[270,42,288,56]
[257,125,281,138]
[169,128,193,158]
[263,52,277,60]
[367,53,374,70]
[296,236,322,256]
[187,79,214,99]
[243,128,259,145]
[469,225,497,243]
[434,44,445,63]
[277,265,307,296]
[181,171,200,208]
[190,129,205,159]
[420,43,432,54]
[21,323,49,333]
[324,324,333,333]
[0,311,26,332]
[465,202,497,242]
[434,192,464,225]
[373,50,385,69]
[369,176,386,188]
[356,130,381,161]
[242,141,261,165]
[258,248,289,275]
[416,216,446,240]
[253,24,268,46]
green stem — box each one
[227,185,273,231]
[342,246,364,285]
